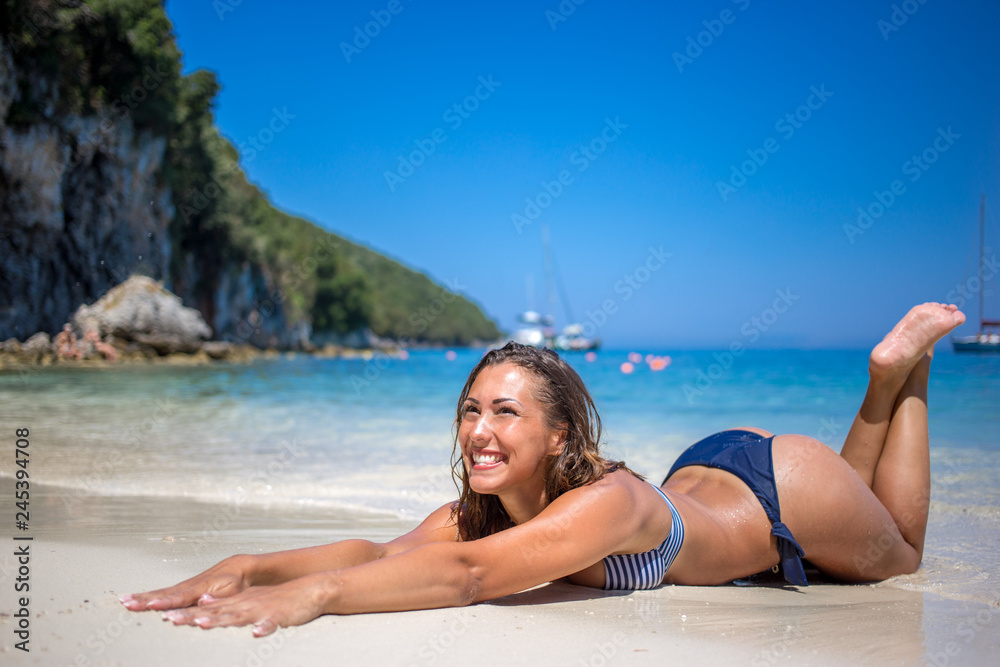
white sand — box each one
[1,482,998,666]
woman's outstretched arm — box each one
[151,477,647,635]
[120,502,459,612]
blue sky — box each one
[163,0,1000,349]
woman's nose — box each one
[471,415,492,441]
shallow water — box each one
[2,347,998,605]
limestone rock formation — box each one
[71,275,211,354]
[19,332,51,361]
[0,39,174,342]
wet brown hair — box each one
[449,342,641,541]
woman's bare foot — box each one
[870,303,965,384]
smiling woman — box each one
[451,344,640,539]
[121,303,966,637]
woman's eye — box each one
[498,406,516,415]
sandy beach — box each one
[2,350,998,666]
[2,479,997,667]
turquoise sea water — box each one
[1,347,998,603]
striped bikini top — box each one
[602,483,685,590]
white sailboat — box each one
[512,309,552,348]
[513,226,599,351]
[952,194,1000,352]
[512,273,554,348]
[543,225,599,351]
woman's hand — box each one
[158,574,332,637]
[119,555,256,612]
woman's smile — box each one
[470,449,508,468]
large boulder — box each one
[20,332,51,361]
[72,275,211,354]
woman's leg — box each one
[838,303,964,551]
[839,303,962,484]
[871,354,932,554]
[775,303,964,581]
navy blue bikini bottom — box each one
[664,429,808,586]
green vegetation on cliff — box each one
[0,0,500,345]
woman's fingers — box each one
[154,579,323,636]
[120,585,201,611]
[117,594,143,610]
[119,591,176,611]
[121,586,215,611]
[159,593,269,630]
[121,565,247,611]
[252,619,278,637]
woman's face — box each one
[458,363,564,502]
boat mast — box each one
[541,223,576,326]
[979,193,985,333]
[541,225,555,327]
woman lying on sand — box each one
[121,302,966,637]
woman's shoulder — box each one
[543,468,674,558]
[557,466,656,512]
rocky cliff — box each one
[0,37,174,341]
[0,1,499,348]
[0,32,303,347]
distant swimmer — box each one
[55,324,80,360]
[121,303,966,637]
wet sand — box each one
[1,481,997,666]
